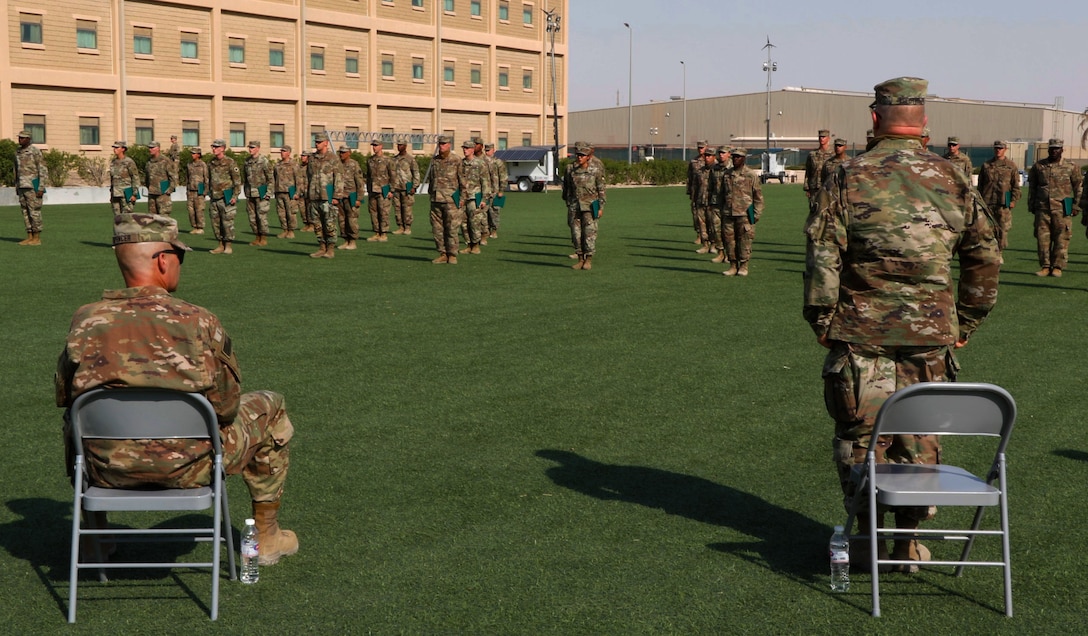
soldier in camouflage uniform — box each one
[298,152,313,232]
[719,148,764,276]
[307,132,344,259]
[976,140,1022,252]
[563,143,607,270]
[919,127,930,152]
[365,140,394,242]
[819,139,849,184]
[690,149,716,255]
[166,135,181,166]
[145,141,177,217]
[273,146,301,239]
[428,136,464,263]
[337,146,365,250]
[804,77,1001,571]
[457,140,492,255]
[14,130,47,246]
[207,139,242,255]
[243,140,274,246]
[186,148,209,234]
[109,141,140,218]
[943,137,972,177]
[687,140,712,244]
[56,213,299,566]
[485,143,508,238]
[472,138,493,245]
[804,130,833,203]
[707,147,733,262]
[391,140,421,235]
[1028,138,1082,277]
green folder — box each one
[405,181,413,192]
[258,184,268,199]
[288,185,296,199]
[493,194,506,208]
[474,192,483,207]
[1062,197,1074,217]
[32,177,40,191]
[123,187,134,201]
[224,188,234,203]
[590,199,601,220]
[452,190,461,207]
[747,204,756,225]
[326,184,334,201]
[381,184,390,198]
[348,192,358,207]
[197,183,205,196]
[159,180,170,193]
[1003,191,1011,208]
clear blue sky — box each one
[568,0,1088,113]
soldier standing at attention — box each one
[976,140,1021,252]
[391,140,421,235]
[297,152,313,232]
[485,143,508,239]
[820,139,849,184]
[428,136,464,264]
[207,139,241,255]
[109,141,140,218]
[307,132,343,259]
[14,129,47,246]
[145,141,177,217]
[336,146,365,251]
[1028,138,1082,277]
[563,143,607,271]
[720,148,763,277]
[804,77,1001,571]
[166,134,181,166]
[457,140,492,255]
[472,137,492,245]
[690,149,716,255]
[687,140,711,245]
[804,130,833,206]
[943,137,972,176]
[708,147,732,263]
[186,148,209,234]
[243,140,274,246]
[365,140,394,242]
[273,146,301,239]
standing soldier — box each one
[14,129,47,246]
[820,139,849,184]
[943,137,972,176]
[690,148,716,255]
[365,139,394,242]
[307,132,343,259]
[207,139,241,255]
[920,127,931,151]
[109,140,140,217]
[472,137,492,244]
[458,140,491,255]
[145,141,177,216]
[708,146,733,262]
[428,136,464,264]
[485,143,508,239]
[720,148,764,277]
[976,140,1022,252]
[563,143,607,271]
[391,139,421,235]
[273,145,301,239]
[804,130,833,206]
[1028,138,1082,277]
[337,146,365,250]
[687,140,711,245]
[243,140,274,246]
[297,152,313,232]
[166,134,181,165]
[186,147,209,234]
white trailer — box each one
[760,147,798,183]
[495,145,561,192]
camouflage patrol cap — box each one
[818,129,831,137]
[834,138,847,146]
[189,147,203,155]
[314,132,329,143]
[574,143,591,155]
[716,147,730,155]
[461,140,475,149]
[112,140,129,149]
[247,140,261,149]
[280,145,292,153]
[947,136,960,145]
[696,140,708,149]
[472,136,484,145]
[148,141,161,148]
[865,129,875,139]
[113,213,191,252]
[993,140,1006,149]
[211,139,226,147]
[1048,138,1064,148]
[338,145,352,153]
[371,139,383,146]
[17,130,31,138]
[437,135,451,144]
[484,143,495,151]
[730,147,747,157]
[170,135,178,140]
[871,77,927,107]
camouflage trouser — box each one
[392,191,414,229]
[187,192,206,229]
[486,197,501,233]
[707,205,724,249]
[369,193,391,234]
[721,214,754,263]
[148,194,172,216]
[338,198,360,240]
[17,188,43,232]
[1034,209,1072,269]
[111,196,135,217]
[300,197,313,225]
[993,205,1012,252]
[247,197,271,235]
[823,341,956,519]
[275,193,299,231]
[430,200,464,255]
[460,201,486,244]
[210,198,237,242]
[65,390,294,503]
[570,207,598,256]
[311,200,338,245]
[692,201,708,241]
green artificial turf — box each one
[1,185,1086,633]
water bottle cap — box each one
[245,518,255,525]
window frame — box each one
[269,40,286,70]
[24,115,47,144]
[229,122,246,149]
[182,120,200,147]
[76,19,99,52]
[20,12,43,47]
[412,56,425,82]
[381,52,395,80]
[310,45,326,73]
[270,123,286,149]
[228,36,246,67]
[133,25,154,58]
[79,116,101,147]
[180,30,199,62]
[135,118,155,146]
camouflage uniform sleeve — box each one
[751,171,764,215]
[263,158,274,191]
[954,193,1001,339]
[1072,162,1084,214]
[1027,165,1039,212]
[169,159,179,192]
[55,346,77,407]
[203,317,242,425]
[231,162,242,192]
[802,170,847,338]
[1009,163,1021,207]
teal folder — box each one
[452,190,461,207]
[159,180,170,193]
[405,181,413,192]
[1062,197,1074,217]
[123,187,133,201]
[474,192,483,207]
[348,192,358,207]
[258,184,268,199]
[197,183,205,196]
[1003,191,1011,208]
[32,177,40,191]
[590,200,601,220]
[224,188,234,202]
[288,185,296,199]
[493,194,506,208]
[381,184,390,198]
[326,184,334,201]
[747,204,755,224]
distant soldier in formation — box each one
[819,138,849,185]
[976,140,1021,252]
[708,146,732,263]
[186,147,209,234]
[243,140,274,246]
[337,146,365,250]
[109,140,140,217]
[563,143,607,270]
[485,143,508,238]
[298,152,313,232]
[804,129,833,205]
[920,127,931,151]
[428,136,464,264]
[307,132,343,259]
[273,145,301,239]
[207,139,241,255]
[687,140,711,245]
[166,134,181,165]
[458,140,491,255]
[943,137,972,176]
[690,148,716,255]
[1028,138,1082,277]
[14,129,47,246]
[472,137,493,244]
[365,140,394,242]
[719,148,764,277]
[391,140,421,235]
[145,141,177,217]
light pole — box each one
[544,8,561,184]
[649,127,658,158]
[681,60,687,161]
[762,36,777,170]
[624,22,633,164]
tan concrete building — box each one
[2,0,567,155]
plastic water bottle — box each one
[240,518,260,584]
[829,525,850,592]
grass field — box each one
[2,185,1087,633]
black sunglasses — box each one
[152,248,186,265]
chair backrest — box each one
[70,388,221,454]
[871,382,1015,449]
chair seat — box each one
[83,485,214,512]
[874,461,1001,508]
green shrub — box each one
[41,149,81,187]
[0,139,16,187]
[76,152,109,186]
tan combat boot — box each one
[432,253,449,264]
[310,244,327,258]
[322,244,335,258]
[695,242,710,254]
[737,262,749,276]
[582,255,593,270]
[447,255,458,265]
[285,230,296,239]
[572,255,584,270]
[378,233,389,242]
[569,253,579,259]
[711,252,726,264]
[248,237,262,246]
[1035,267,1050,277]
[18,233,33,245]
[470,244,481,254]
[252,501,299,566]
[723,262,738,276]
[458,245,472,254]
[190,228,205,235]
[28,232,42,246]
[210,242,226,254]
[1051,268,1063,278]
[366,233,382,242]
[223,242,233,255]
[404,228,412,235]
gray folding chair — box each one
[843,382,1015,617]
[68,388,236,623]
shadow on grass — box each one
[496,258,571,268]
[633,263,720,275]
[78,241,115,249]
[370,252,436,263]
[1053,449,1088,462]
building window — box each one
[229,37,245,64]
[24,115,46,144]
[522,3,533,25]
[412,128,424,151]
[498,67,509,88]
[381,54,394,78]
[181,32,199,60]
[182,120,200,147]
[345,51,359,75]
[311,46,325,72]
[412,57,424,81]
[521,133,532,147]
[133,27,153,56]
[135,118,154,146]
[470,63,481,86]
[497,134,508,150]
[230,123,246,148]
[522,68,533,90]
[79,117,101,146]
[20,13,43,45]
[443,60,454,83]
[470,0,481,16]
[381,128,395,145]
[412,0,424,7]
[499,1,509,21]
[345,126,360,150]
[269,42,285,68]
[444,0,454,13]
[77,20,98,50]
[270,124,285,149]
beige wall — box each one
[12,86,116,151]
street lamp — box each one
[624,22,633,164]
[762,36,777,171]
[680,60,686,161]
[544,8,561,184]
